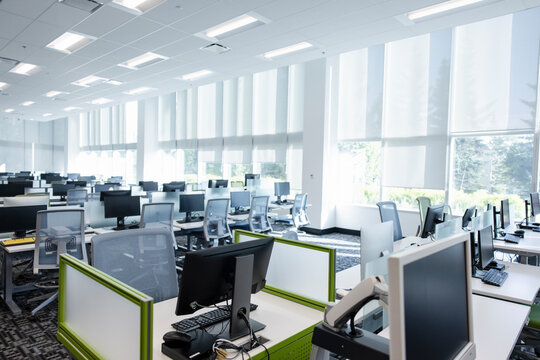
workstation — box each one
[2,0,540,359]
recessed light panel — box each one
[180,70,212,81]
[4,108,14,113]
[90,97,112,105]
[118,52,168,70]
[44,90,69,98]
[43,113,53,117]
[21,101,35,106]
[72,75,108,87]
[123,86,155,95]
[64,106,82,111]
[106,80,123,85]
[46,31,94,54]
[112,0,165,14]
[408,0,485,20]
[9,63,40,76]
[0,82,10,91]
[263,42,313,59]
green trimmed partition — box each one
[57,254,153,360]
[234,230,336,311]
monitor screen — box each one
[163,182,186,192]
[100,189,131,201]
[68,181,87,187]
[531,193,540,217]
[421,204,445,238]
[208,179,228,188]
[140,181,158,192]
[274,182,290,197]
[0,205,47,237]
[478,225,494,270]
[230,191,251,209]
[179,193,205,213]
[53,183,76,197]
[0,183,29,197]
[462,206,476,228]
[104,196,140,219]
[500,199,510,230]
[389,234,475,360]
[44,175,63,184]
[244,174,260,186]
[67,173,80,180]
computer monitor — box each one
[477,225,495,271]
[67,173,80,180]
[462,205,476,228]
[100,189,132,201]
[274,182,290,203]
[421,204,445,238]
[244,173,260,186]
[176,238,274,342]
[68,180,87,188]
[0,205,47,238]
[104,195,140,230]
[500,199,510,230]
[388,233,475,360]
[530,192,540,217]
[12,175,34,180]
[163,182,185,192]
[43,174,63,184]
[18,171,31,175]
[0,183,29,197]
[140,181,158,192]
[230,191,251,212]
[208,179,228,188]
[179,193,205,222]
[52,183,76,200]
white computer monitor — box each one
[388,233,475,360]
[3,195,50,207]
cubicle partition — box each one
[234,230,336,310]
[57,254,153,360]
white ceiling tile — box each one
[96,46,144,65]
[154,36,210,58]
[0,37,10,51]
[73,4,136,38]
[103,17,162,44]
[14,21,65,48]
[140,58,185,73]
[38,2,91,28]
[143,0,218,25]
[130,27,188,52]
[0,10,34,39]
[0,41,40,62]
[71,60,114,75]
[169,3,254,34]
[24,48,67,66]
[94,65,132,79]
[254,0,325,20]
[0,0,55,19]
[46,55,90,73]
[74,38,121,59]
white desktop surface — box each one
[378,295,530,360]
[153,291,322,359]
[471,261,540,305]
[493,234,540,255]
[173,220,204,230]
[227,214,249,221]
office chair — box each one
[376,201,403,241]
[249,196,272,233]
[140,202,176,249]
[32,209,87,315]
[92,228,178,303]
[202,198,231,247]
[66,188,88,207]
[275,193,310,229]
[415,196,431,236]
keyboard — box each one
[1,237,35,246]
[501,233,521,244]
[172,303,258,332]
[232,210,249,215]
[482,268,508,287]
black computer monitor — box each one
[0,183,30,197]
[176,238,274,342]
[104,195,140,230]
[477,225,495,270]
[140,181,158,192]
[52,183,76,200]
[163,182,185,192]
[100,189,132,201]
[43,174,63,184]
[68,180,87,188]
[179,193,205,222]
[8,177,33,183]
[13,175,34,180]
[0,205,47,238]
[421,204,445,238]
[530,193,540,217]
[18,171,31,175]
[462,205,476,228]
[274,182,290,203]
[230,191,251,212]
[244,173,260,186]
[500,199,510,230]
[208,179,228,188]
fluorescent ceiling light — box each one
[263,42,313,59]
[72,75,107,87]
[46,31,94,54]
[106,80,123,85]
[206,14,258,38]
[43,113,53,117]
[112,0,165,13]
[119,52,168,70]
[408,0,485,20]
[44,90,67,98]
[21,101,35,106]
[4,108,14,113]
[123,86,155,95]
[9,62,40,76]
[0,82,9,91]
[180,70,212,81]
[90,97,112,105]
[64,106,82,111]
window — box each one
[125,101,138,143]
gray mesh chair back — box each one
[91,228,178,303]
[94,184,115,193]
[376,201,403,241]
[140,202,175,248]
[67,188,88,206]
[33,209,87,273]
[203,198,231,243]
[416,196,431,236]
[249,196,272,233]
[292,193,310,228]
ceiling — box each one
[0,0,539,121]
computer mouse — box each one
[514,229,525,235]
[163,331,193,346]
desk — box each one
[378,294,530,360]
[0,233,96,315]
[471,261,540,305]
[493,229,540,262]
[153,291,322,359]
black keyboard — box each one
[502,233,521,244]
[482,269,508,286]
[172,303,258,332]
[232,210,249,215]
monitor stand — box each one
[114,217,127,231]
[185,212,193,223]
[12,230,28,239]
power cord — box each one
[238,311,270,359]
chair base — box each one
[31,291,58,316]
